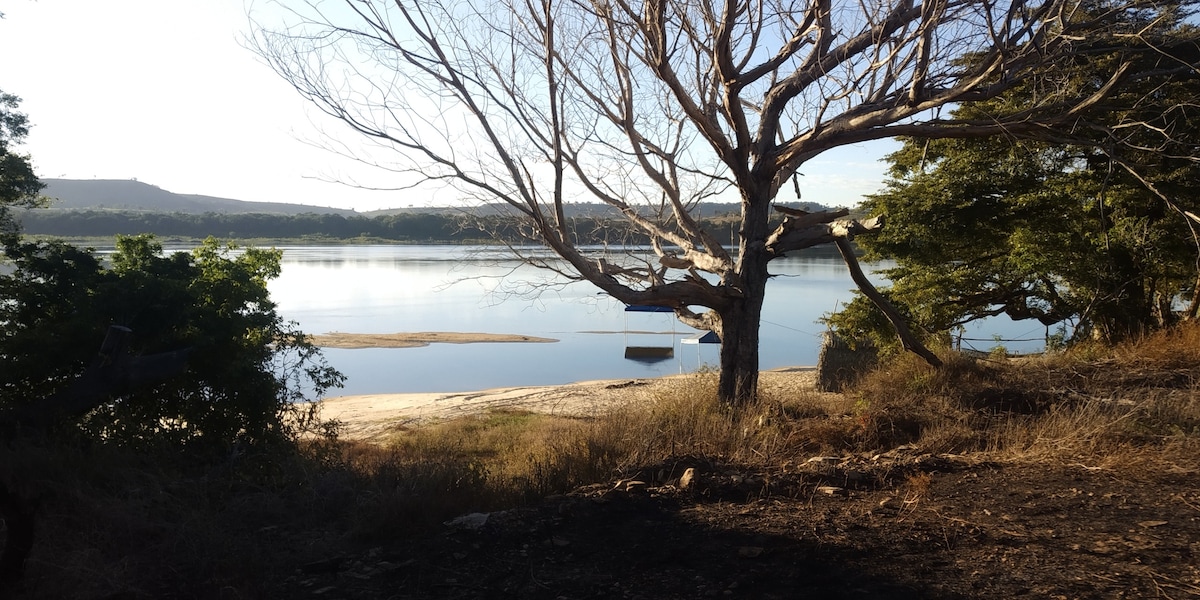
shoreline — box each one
[318,366,820,441]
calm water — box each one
[266,245,1044,396]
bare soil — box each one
[281,450,1200,599]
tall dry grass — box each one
[848,321,1200,468]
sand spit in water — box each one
[308,331,559,349]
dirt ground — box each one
[279,448,1200,599]
[283,360,1200,599]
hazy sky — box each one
[1,0,896,212]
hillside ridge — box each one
[38,179,359,216]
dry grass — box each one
[329,410,623,538]
[5,323,1199,598]
[846,322,1200,470]
[328,324,1198,538]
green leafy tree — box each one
[0,235,344,451]
[0,89,45,243]
[828,109,1199,348]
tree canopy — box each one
[827,14,1200,350]
[253,0,1200,403]
[0,90,44,243]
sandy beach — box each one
[319,367,819,441]
[306,331,820,441]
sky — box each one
[0,0,897,213]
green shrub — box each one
[0,235,343,452]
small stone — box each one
[612,478,646,492]
[817,485,845,496]
[1138,520,1168,528]
[679,467,696,490]
[444,512,490,530]
[300,557,343,574]
[737,546,764,558]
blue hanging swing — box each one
[623,305,675,362]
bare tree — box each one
[251,0,1197,404]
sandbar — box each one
[308,331,559,349]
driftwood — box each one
[0,325,191,588]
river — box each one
[262,245,1045,396]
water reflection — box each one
[265,245,1042,395]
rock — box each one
[817,485,846,496]
[806,456,841,466]
[300,557,343,574]
[614,479,648,493]
[679,467,696,490]
[737,546,764,558]
[627,480,647,492]
[444,512,490,530]
[816,331,878,392]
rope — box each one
[761,318,820,337]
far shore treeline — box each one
[16,206,848,249]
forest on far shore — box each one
[16,207,828,246]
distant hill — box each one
[37,179,359,216]
[362,200,836,219]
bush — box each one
[0,235,343,452]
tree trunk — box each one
[1187,272,1200,321]
[716,195,773,406]
[0,481,34,588]
[716,294,764,406]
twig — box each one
[1176,494,1200,514]
[1147,569,1200,599]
